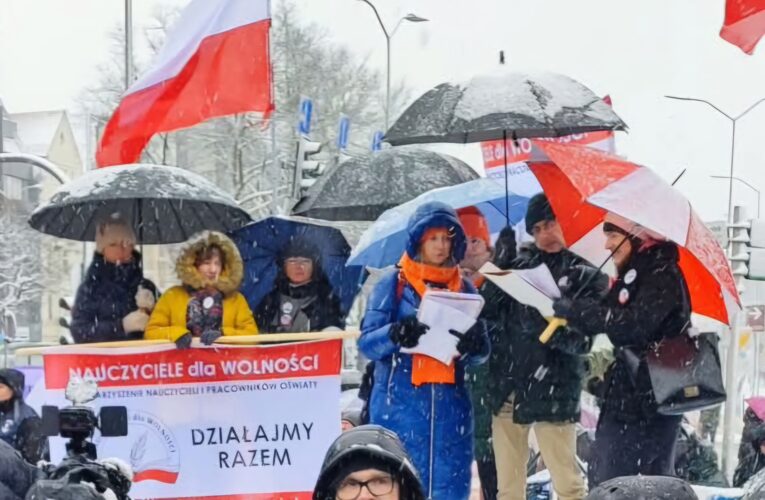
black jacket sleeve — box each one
[567,266,686,349]
[14,413,48,464]
[70,282,125,343]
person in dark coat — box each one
[553,213,689,487]
[255,238,345,333]
[486,193,606,500]
[70,219,157,343]
[313,425,425,500]
[0,439,41,500]
[358,201,489,500]
[0,369,47,464]
[458,208,516,500]
[733,402,765,487]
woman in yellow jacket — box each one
[145,231,258,348]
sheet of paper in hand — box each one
[402,290,485,364]
[479,262,561,317]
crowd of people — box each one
[5,198,759,499]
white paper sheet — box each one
[401,290,485,364]
[479,262,561,317]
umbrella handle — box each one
[539,317,567,343]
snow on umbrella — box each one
[348,178,529,269]
[528,141,740,325]
[29,164,251,244]
[229,215,363,315]
[384,70,626,146]
[291,147,479,221]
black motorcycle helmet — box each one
[313,425,424,500]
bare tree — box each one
[0,208,42,317]
[79,1,409,218]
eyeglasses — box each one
[284,257,313,267]
[336,474,394,499]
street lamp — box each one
[357,1,428,130]
[667,95,765,481]
[711,174,761,218]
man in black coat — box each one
[70,219,157,343]
[486,194,607,500]
[0,369,47,464]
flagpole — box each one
[125,0,134,89]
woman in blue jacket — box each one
[358,202,489,499]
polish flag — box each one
[96,0,273,167]
[720,0,765,54]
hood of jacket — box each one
[176,232,244,295]
[0,369,24,401]
[405,201,466,262]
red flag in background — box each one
[96,0,273,167]
[720,0,765,54]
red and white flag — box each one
[96,0,273,167]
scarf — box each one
[186,288,224,337]
[399,253,463,386]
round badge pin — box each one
[282,302,294,314]
[624,269,637,285]
[280,314,292,326]
[618,288,630,305]
[202,297,214,309]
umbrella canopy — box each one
[348,178,529,268]
[291,148,479,221]
[385,71,627,146]
[229,215,363,315]
[720,0,765,54]
[29,164,251,244]
[527,141,740,325]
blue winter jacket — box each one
[360,271,489,499]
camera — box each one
[40,376,128,460]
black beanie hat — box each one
[282,238,320,262]
[525,193,555,235]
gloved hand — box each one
[389,316,429,348]
[175,333,193,349]
[552,297,575,319]
[449,321,485,355]
[200,329,222,346]
[122,310,150,334]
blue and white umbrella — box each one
[348,178,530,269]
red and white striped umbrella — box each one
[528,141,740,325]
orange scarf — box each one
[399,253,463,386]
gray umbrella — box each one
[291,147,479,221]
[384,70,627,145]
[29,164,251,244]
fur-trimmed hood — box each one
[175,232,244,295]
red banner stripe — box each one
[43,340,342,389]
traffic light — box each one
[747,219,765,281]
[293,135,324,198]
[727,208,765,282]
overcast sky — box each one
[3,0,765,222]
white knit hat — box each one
[95,219,136,253]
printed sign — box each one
[28,340,343,500]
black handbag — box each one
[643,331,726,415]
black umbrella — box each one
[29,164,252,244]
[383,70,627,224]
[291,148,478,221]
[385,70,627,145]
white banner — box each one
[27,340,343,500]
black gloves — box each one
[552,297,575,319]
[449,321,485,355]
[559,265,609,300]
[389,316,429,348]
[175,333,193,349]
[201,329,222,346]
